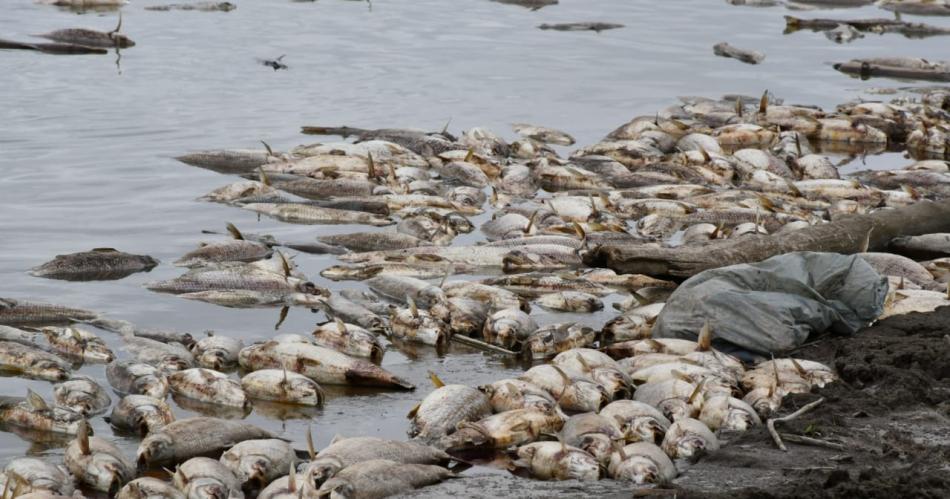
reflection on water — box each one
[1,0,948,465]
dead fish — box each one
[599,400,671,444]
[319,294,386,333]
[219,438,295,489]
[174,240,272,268]
[240,369,324,407]
[889,233,950,260]
[879,0,950,17]
[0,341,71,381]
[146,2,236,11]
[559,412,624,465]
[41,326,114,363]
[390,300,450,347]
[168,368,248,409]
[444,281,526,312]
[317,459,454,499]
[91,318,196,348]
[522,323,598,360]
[408,372,492,443]
[190,333,243,370]
[0,298,97,327]
[107,394,175,435]
[512,441,600,481]
[538,22,624,32]
[117,477,186,499]
[301,436,452,488]
[317,231,430,252]
[64,422,133,494]
[712,42,764,64]
[2,457,74,496]
[882,288,950,318]
[171,457,244,499]
[36,15,134,48]
[607,442,676,484]
[0,390,85,436]
[535,291,603,312]
[367,275,446,309]
[439,409,564,451]
[519,364,607,412]
[0,325,41,348]
[491,0,559,10]
[511,123,575,146]
[30,248,157,281]
[429,296,489,336]
[53,375,111,416]
[122,335,195,372]
[176,148,278,175]
[660,418,719,461]
[311,319,383,361]
[633,379,705,421]
[106,361,170,399]
[478,378,558,413]
[137,417,277,468]
[241,202,393,226]
[825,23,864,43]
[238,340,415,389]
[698,395,761,431]
[482,308,538,350]
[483,273,612,298]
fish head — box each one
[628,417,665,444]
[657,400,691,422]
[303,456,344,488]
[186,481,228,499]
[502,250,555,272]
[444,423,491,451]
[612,455,660,484]
[134,375,168,400]
[490,320,522,350]
[32,359,69,381]
[92,459,129,496]
[243,457,270,486]
[807,370,836,388]
[197,351,228,371]
[85,344,116,363]
[723,408,757,432]
[297,281,331,297]
[320,478,356,499]
[577,434,613,464]
[137,433,173,469]
[673,434,708,462]
[52,406,86,434]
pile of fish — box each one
[2,86,950,496]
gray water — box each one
[1,0,948,476]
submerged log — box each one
[583,199,950,278]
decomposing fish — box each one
[168,368,249,409]
[318,294,386,333]
[240,369,325,407]
[408,372,492,444]
[599,400,671,444]
[53,375,111,415]
[259,55,288,71]
[698,395,761,431]
[520,364,608,412]
[41,326,114,363]
[439,409,564,451]
[633,379,705,421]
[191,332,243,370]
[30,248,157,281]
[483,272,612,298]
[146,2,237,12]
[121,335,195,372]
[2,458,73,496]
[300,436,451,488]
[317,231,429,252]
[107,394,175,435]
[255,466,299,499]
[238,340,415,389]
[35,15,135,48]
[889,233,950,260]
[171,457,244,499]
[0,298,97,327]
[390,300,450,347]
[878,0,950,17]
[511,441,600,481]
[317,459,454,499]
[0,390,85,435]
[538,22,624,32]
[219,438,295,489]
[241,202,393,226]
[0,341,71,381]
[174,239,273,268]
[558,412,625,465]
[117,477,185,499]
[429,296,490,336]
[366,275,446,309]
[176,148,278,175]
[712,42,765,64]
[660,418,720,461]
[137,417,277,468]
[512,123,575,146]
[106,361,170,399]
[311,318,384,361]
[607,442,676,484]
[64,423,134,494]
[535,291,604,312]
[482,308,538,350]
[478,378,558,413]
[521,323,598,360]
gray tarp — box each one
[653,252,888,355]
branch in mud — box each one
[767,397,826,452]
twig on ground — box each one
[450,334,518,355]
[779,433,846,451]
[767,397,825,451]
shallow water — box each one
[0,0,948,476]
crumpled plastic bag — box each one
[653,252,888,355]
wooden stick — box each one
[779,433,846,451]
[767,397,825,452]
[450,334,518,356]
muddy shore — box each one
[401,306,950,498]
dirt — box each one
[400,307,950,498]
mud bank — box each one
[401,306,950,498]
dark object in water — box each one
[712,42,765,65]
[0,38,107,55]
[835,58,950,82]
[538,22,624,32]
[30,248,158,281]
[35,14,135,48]
[259,55,287,71]
[146,2,237,11]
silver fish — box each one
[107,394,175,435]
[438,408,565,451]
[171,457,244,499]
[168,368,248,409]
[191,333,243,370]
[390,302,449,347]
[317,231,429,252]
[174,240,272,268]
[482,308,537,350]
[599,400,671,444]
[137,417,277,468]
[106,361,170,399]
[698,395,761,431]
[535,291,603,312]
[660,418,720,461]
[301,436,451,488]
[478,378,558,413]
[240,369,325,407]
[512,441,600,481]
[117,477,186,499]
[559,412,625,465]
[219,439,296,488]
[53,375,111,415]
[0,298,97,327]
[607,442,676,484]
[366,275,446,309]
[41,326,114,363]
[65,423,134,494]
[311,319,383,361]
[241,202,394,226]
[512,123,575,146]
[0,390,85,435]
[2,458,74,496]
[317,459,453,499]
[0,341,71,381]
[408,372,492,443]
[122,335,195,372]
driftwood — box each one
[767,397,826,452]
[584,199,950,278]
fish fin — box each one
[755,194,776,213]
[524,210,538,234]
[306,424,317,459]
[790,358,808,378]
[260,140,275,157]
[697,321,713,352]
[759,89,769,114]
[275,306,289,331]
[898,276,905,290]
[367,152,376,179]
[735,97,742,118]
[277,251,291,279]
[697,147,711,163]
[612,440,627,460]
[408,297,419,318]
[288,460,297,492]
[330,434,345,445]
[111,11,123,35]
[576,355,593,373]
[439,264,453,288]
[859,226,873,253]
[226,222,244,240]
[646,338,664,352]
[549,365,572,386]
[26,389,48,412]
[671,369,692,383]
[335,318,347,334]
[258,166,270,186]
[406,402,421,419]
[687,379,705,404]
[77,421,91,455]
[428,370,446,388]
